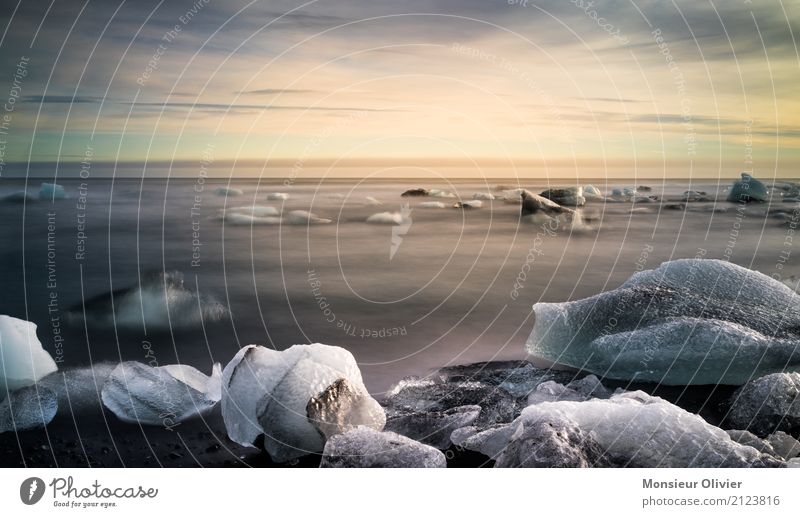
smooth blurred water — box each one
[1,177,797,394]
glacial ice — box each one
[219,205,281,225]
[366,211,406,225]
[525,258,800,385]
[101,361,222,425]
[214,187,243,197]
[266,192,289,200]
[540,187,585,207]
[38,182,67,200]
[767,431,800,459]
[0,386,58,433]
[75,271,227,331]
[494,417,608,468]
[520,190,573,218]
[38,363,117,413]
[383,405,481,449]
[475,391,781,467]
[454,200,482,209]
[320,426,446,468]
[428,189,456,198]
[726,373,800,437]
[727,173,769,203]
[221,344,385,462]
[583,185,602,197]
[0,315,58,399]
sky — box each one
[0,0,798,178]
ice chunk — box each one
[214,187,243,197]
[495,418,607,467]
[38,363,116,413]
[726,373,800,437]
[767,431,800,459]
[726,429,777,456]
[472,192,495,200]
[320,426,446,468]
[221,344,385,463]
[520,190,573,217]
[38,182,67,200]
[459,424,516,460]
[0,315,58,399]
[453,200,482,209]
[401,188,428,197]
[486,391,781,467]
[428,188,455,198]
[540,187,585,207]
[101,361,221,426]
[266,192,289,200]
[366,211,406,225]
[727,173,768,202]
[73,271,227,331]
[525,259,800,385]
[0,386,58,433]
[286,210,331,225]
[583,185,602,197]
[383,405,481,449]
[418,201,446,209]
[432,360,577,399]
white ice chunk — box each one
[428,189,455,198]
[101,361,221,426]
[286,210,331,225]
[215,187,243,197]
[418,201,446,209]
[366,211,407,225]
[472,192,495,200]
[218,205,281,225]
[525,259,800,385]
[320,426,446,468]
[221,344,385,462]
[0,315,58,400]
[266,192,290,200]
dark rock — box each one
[401,188,429,197]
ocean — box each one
[1,177,797,396]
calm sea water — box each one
[1,177,797,394]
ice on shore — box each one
[525,259,800,385]
[0,315,58,400]
[320,426,446,468]
[75,271,227,331]
[726,373,800,437]
[214,187,243,197]
[0,386,58,433]
[101,361,222,425]
[463,391,781,467]
[221,344,385,463]
[38,183,67,200]
[727,173,769,203]
[383,405,481,449]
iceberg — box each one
[320,426,446,468]
[726,373,800,437]
[266,192,289,200]
[214,187,243,197]
[520,190,574,218]
[38,182,67,200]
[0,386,58,433]
[221,344,385,463]
[453,200,482,209]
[469,391,781,467]
[218,205,281,225]
[539,187,586,207]
[101,361,222,425]
[583,185,602,198]
[727,173,769,202]
[286,210,331,225]
[472,192,495,200]
[401,188,429,197]
[418,201,446,209]
[74,271,227,331]
[525,259,800,385]
[366,211,406,225]
[428,188,456,198]
[0,315,58,400]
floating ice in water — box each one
[320,426,446,468]
[0,386,58,433]
[473,391,781,467]
[286,210,331,225]
[726,373,800,437]
[525,259,800,385]
[366,211,406,225]
[453,200,482,209]
[266,192,289,200]
[365,196,383,206]
[583,185,602,197]
[520,190,573,218]
[39,182,67,200]
[101,361,221,426]
[0,315,58,400]
[472,192,495,201]
[218,205,281,225]
[74,271,227,331]
[418,201,446,209]
[428,189,455,198]
[628,207,653,214]
[540,187,585,207]
[214,187,243,197]
[221,344,385,462]
[727,173,769,203]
